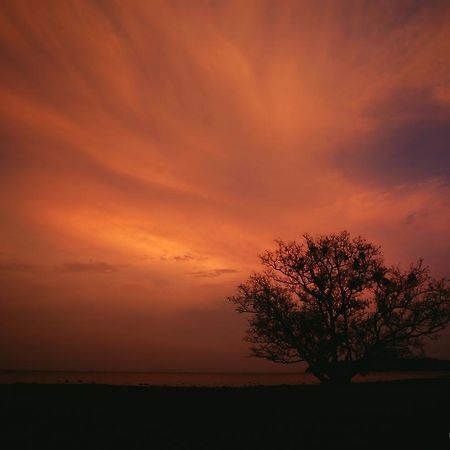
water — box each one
[0,370,449,387]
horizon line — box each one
[0,369,307,375]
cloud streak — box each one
[1,0,449,370]
[191,269,238,278]
[58,261,122,274]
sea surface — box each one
[1,370,449,386]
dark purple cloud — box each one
[336,87,450,186]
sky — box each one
[1,0,450,372]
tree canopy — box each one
[228,231,450,384]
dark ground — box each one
[1,378,449,450]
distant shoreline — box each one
[3,357,450,375]
[0,369,310,374]
[1,369,450,387]
[2,375,450,387]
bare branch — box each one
[228,231,450,384]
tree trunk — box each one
[320,365,355,385]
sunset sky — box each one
[1,0,450,372]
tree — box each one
[228,231,450,384]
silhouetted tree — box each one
[228,231,450,384]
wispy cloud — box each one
[191,268,238,278]
[0,261,40,272]
[58,261,122,274]
[0,259,124,274]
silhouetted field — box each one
[1,378,449,449]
